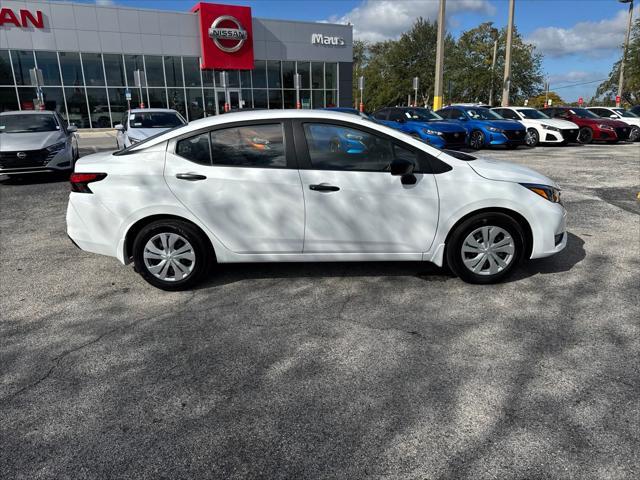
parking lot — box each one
[1,136,639,479]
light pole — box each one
[488,39,498,106]
[433,0,446,111]
[501,0,515,106]
[617,0,634,107]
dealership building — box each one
[0,1,353,128]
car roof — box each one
[0,110,56,116]
[128,108,180,113]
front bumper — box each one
[0,146,73,175]
[530,204,567,259]
[487,131,526,146]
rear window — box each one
[130,112,185,128]
[0,114,58,133]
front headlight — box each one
[422,128,443,136]
[520,183,562,204]
[47,141,66,153]
[598,124,614,131]
[541,124,560,132]
[487,126,504,133]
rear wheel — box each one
[446,212,525,284]
[629,126,640,142]
[132,219,212,290]
[469,130,485,150]
[525,128,539,147]
[577,127,593,144]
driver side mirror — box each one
[67,125,78,133]
[610,114,618,119]
[390,158,414,176]
[458,116,467,121]
[114,124,124,131]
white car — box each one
[492,107,579,147]
[115,108,186,149]
[67,110,567,290]
[587,107,640,141]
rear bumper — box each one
[66,193,120,259]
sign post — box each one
[294,73,301,109]
[578,97,584,107]
[133,69,146,108]
[412,77,419,107]
[220,71,229,112]
[358,76,365,112]
[29,68,44,110]
[125,89,132,110]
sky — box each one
[90,0,638,102]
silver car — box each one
[115,108,186,149]
[0,111,78,176]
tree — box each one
[526,91,564,108]
[596,18,640,105]
[446,22,544,105]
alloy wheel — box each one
[460,226,515,276]
[577,127,593,144]
[525,129,538,147]
[143,232,196,282]
[470,131,484,149]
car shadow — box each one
[197,232,586,289]
[0,172,70,185]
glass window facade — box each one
[0,49,340,127]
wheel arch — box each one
[123,214,216,264]
[443,207,533,260]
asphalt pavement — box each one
[1,136,639,479]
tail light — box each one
[70,172,107,193]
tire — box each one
[629,126,640,142]
[446,212,526,284]
[132,219,213,290]
[525,128,539,147]
[469,130,485,150]
[577,127,593,144]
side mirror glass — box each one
[114,124,124,131]
[67,125,78,133]
[610,114,618,119]
[390,158,414,176]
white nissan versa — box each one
[67,110,567,290]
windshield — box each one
[517,109,550,120]
[463,107,502,120]
[405,108,443,121]
[613,108,639,118]
[0,114,59,133]
[129,112,185,129]
[570,108,599,119]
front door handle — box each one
[309,183,340,192]
[176,173,207,181]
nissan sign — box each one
[208,15,248,53]
[311,33,345,46]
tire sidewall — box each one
[525,128,539,147]
[446,212,526,284]
[470,130,485,150]
[578,127,593,144]
[132,220,211,290]
[630,126,640,142]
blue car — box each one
[436,105,527,149]
[371,107,467,149]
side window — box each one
[372,109,389,120]
[591,108,607,117]
[210,123,286,168]
[543,109,555,117]
[451,109,465,120]
[303,123,396,171]
[176,132,211,165]
[388,110,405,123]
[557,109,570,118]
[499,109,518,120]
[437,109,450,119]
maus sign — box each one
[192,2,254,70]
[311,33,345,46]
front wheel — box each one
[446,212,525,284]
[132,219,212,290]
[469,130,485,150]
[525,128,539,147]
[629,126,640,142]
[577,127,593,144]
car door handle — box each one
[176,173,207,181]
[309,183,340,192]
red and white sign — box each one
[0,8,44,28]
[578,97,583,106]
[192,3,254,70]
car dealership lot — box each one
[1,138,638,479]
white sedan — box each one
[587,106,640,141]
[67,110,567,290]
[492,107,580,146]
[115,108,186,149]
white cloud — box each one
[327,0,496,43]
[527,6,639,58]
[95,0,115,6]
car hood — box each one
[0,131,64,151]
[469,156,557,187]
[127,127,171,139]
[482,119,525,130]
[536,118,578,129]
[408,120,466,132]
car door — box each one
[164,120,305,254]
[293,119,440,254]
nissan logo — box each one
[208,15,247,53]
[16,152,27,159]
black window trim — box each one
[291,118,451,174]
[168,119,297,170]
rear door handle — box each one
[176,173,207,181]
[309,183,340,192]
